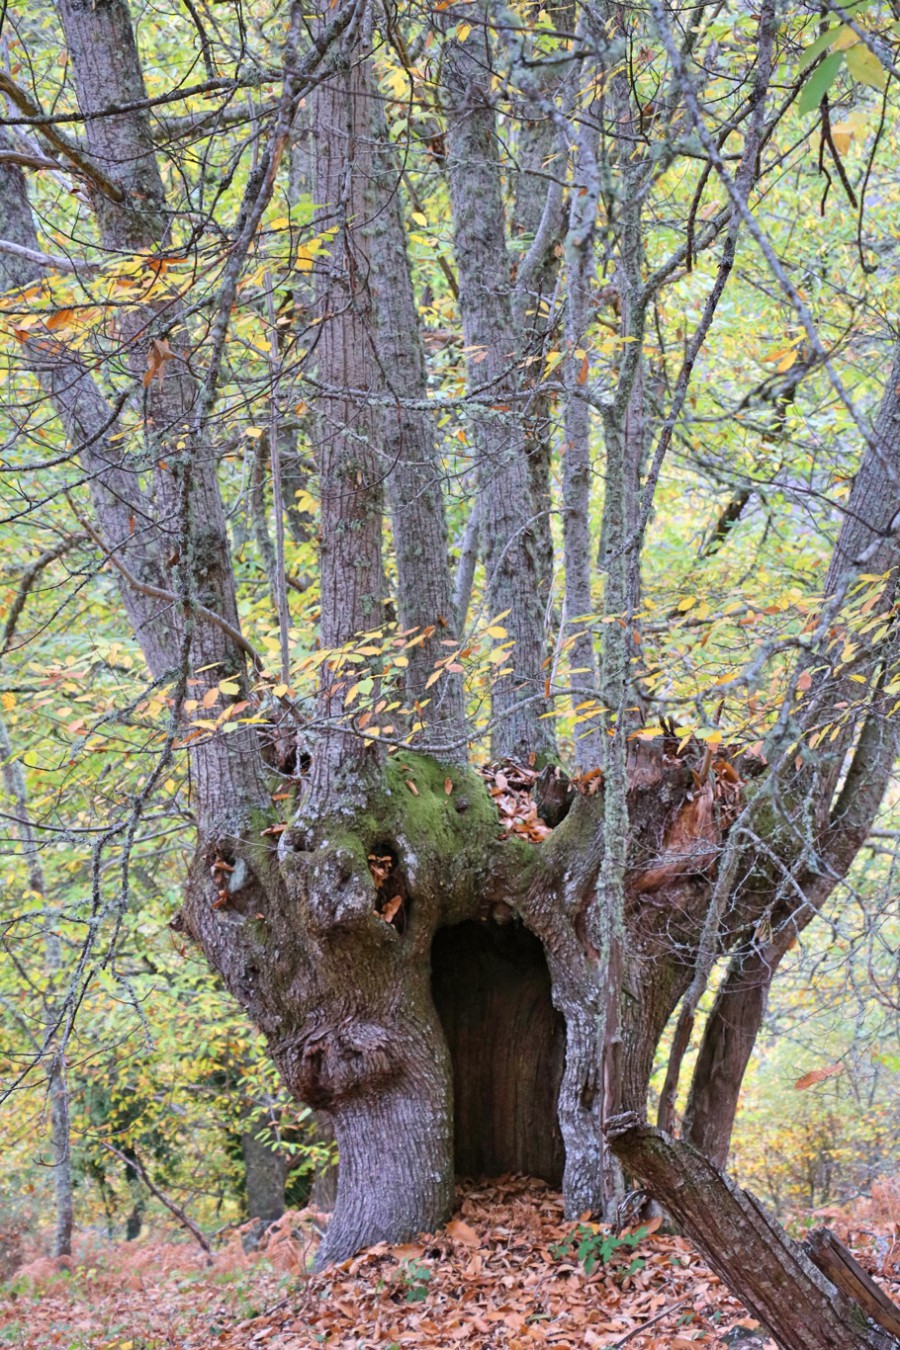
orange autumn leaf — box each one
[794,1062,844,1091]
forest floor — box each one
[2,1175,898,1350]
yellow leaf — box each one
[830,122,852,153]
[245,427,265,439]
[1,692,15,710]
[832,25,859,50]
[846,43,886,90]
[677,596,696,611]
[269,216,290,230]
[218,679,240,695]
[457,21,471,40]
[486,625,508,639]
[201,687,219,708]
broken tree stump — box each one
[534,764,575,828]
[803,1227,900,1339]
[605,1112,900,1350]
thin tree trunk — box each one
[369,100,466,755]
[304,14,383,808]
[561,104,602,772]
[0,714,73,1258]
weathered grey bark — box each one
[561,110,602,773]
[442,14,555,762]
[511,91,566,613]
[369,101,466,754]
[304,22,383,808]
[607,1114,899,1350]
[0,714,73,1259]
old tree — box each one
[2,0,900,1334]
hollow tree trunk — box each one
[431,919,565,1184]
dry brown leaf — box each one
[391,1242,426,1261]
[405,779,419,795]
[379,895,403,924]
[446,1217,479,1246]
[794,1061,844,1091]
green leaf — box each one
[798,26,840,72]
[797,51,844,114]
[846,42,886,90]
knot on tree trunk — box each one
[290,1020,400,1109]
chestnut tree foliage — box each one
[1,0,900,1280]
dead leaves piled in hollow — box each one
[478,761,553,843]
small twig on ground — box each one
[608,1297,689,1347]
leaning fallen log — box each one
[605,1112,900,1350]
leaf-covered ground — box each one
[2,1176,898,1349]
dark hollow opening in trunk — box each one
[431,917,565,1186]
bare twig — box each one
[610,1299,689,1347]
[68,500,266,672]
[102,1143,213,1257]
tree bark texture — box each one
[607,1114,900,1350]
[369,100,466,754]
[442,13,555,763]
[305,22,383,807]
